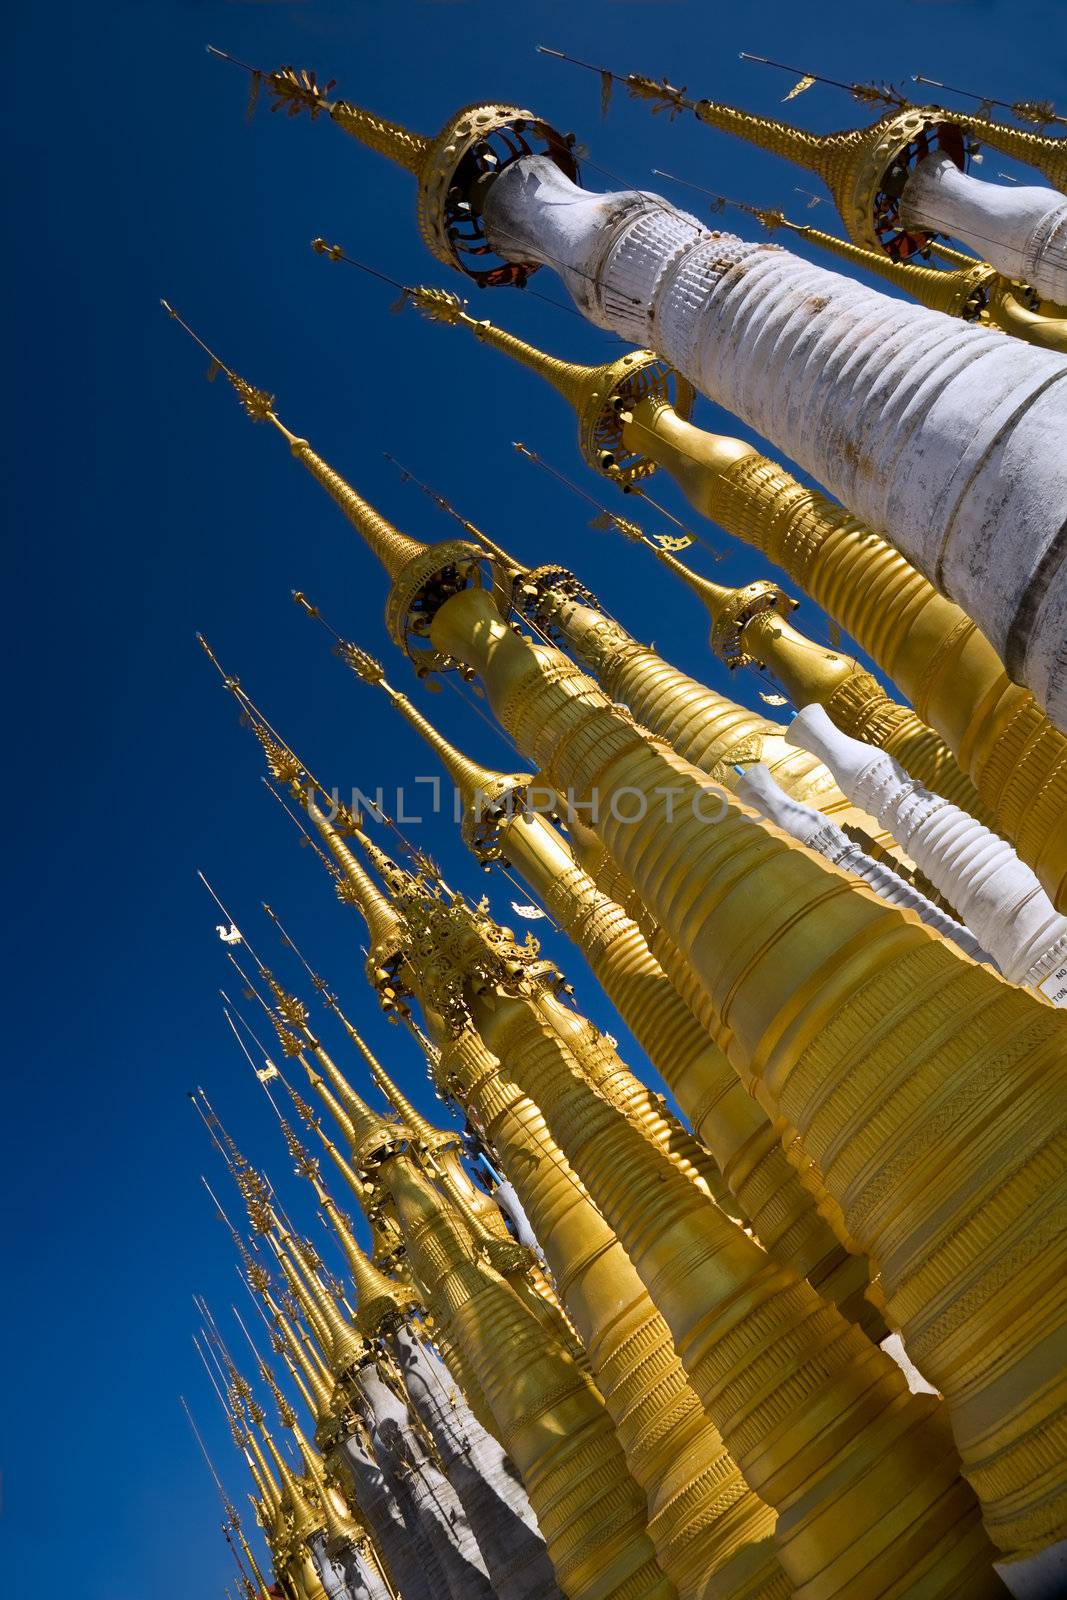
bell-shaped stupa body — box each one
[423,574,1067,1564]
[330,636,882,1337]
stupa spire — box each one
[297,601,528,847]
[181,1394,273,1600]
[219,1131,365,1383]
[164,304,427,580]
[388,280,696,484]
[279,1229,368,1381]
[207,49,432,172]
[538,46,966,257]
[281,1074,414,1279]
[198,636,406,983]
[209,46,579,283]
[269,1247,334,1372]
[199,1326,283,1522]
[260,1291,336,1425]
[276,1112,420,1337]
[256,898,516,1261]
[171,329,497,674]
[248,1370,322,1549]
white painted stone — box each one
[995,1537,1067,1599]
[358,1363,495,1600]
[309,1528,369,1600]
[333,1426,430,1600]
[490,1176,541,1253]
[391,1326,562,1599]
[879,1333,940,1397]
[902,153,1067,305]
[482,157,1067,735]
[735,762,991,962]
[791,703,1067,990]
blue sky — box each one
[7,2,1065,1594]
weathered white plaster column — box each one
[481,157,1067,734]
[734,761,992,965]
[901,154,1067,306]
[489,1175,541,1253]
[792,704,1067,996]
[332,1539,393,1600]
[358,1362,496,1600]
[332,1424,433,1600]
[390,1325,563,1599]
[308,1529,371,1600]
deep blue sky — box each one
[7,2,1065,1594]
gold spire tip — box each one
[292,590,391,689]
[308,238,409,297]
[165,306,277,423]
[197,633,237,687]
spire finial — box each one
[168,319,436,594]
[207,45,429,168]
[161,302,290,431]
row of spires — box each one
[171,41,1067,1600]
[181,453,1066,1595]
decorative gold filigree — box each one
[404,285,467,325]
[280,1117,318,1182]
[274,986,311,1031]
[625,74,691,120]
[230,375,277,423]
[242,714,303,787]
[245,1193,274,1237]
[265,65,336,120]
[334,639,385,684]
[247,1259,272,1294]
